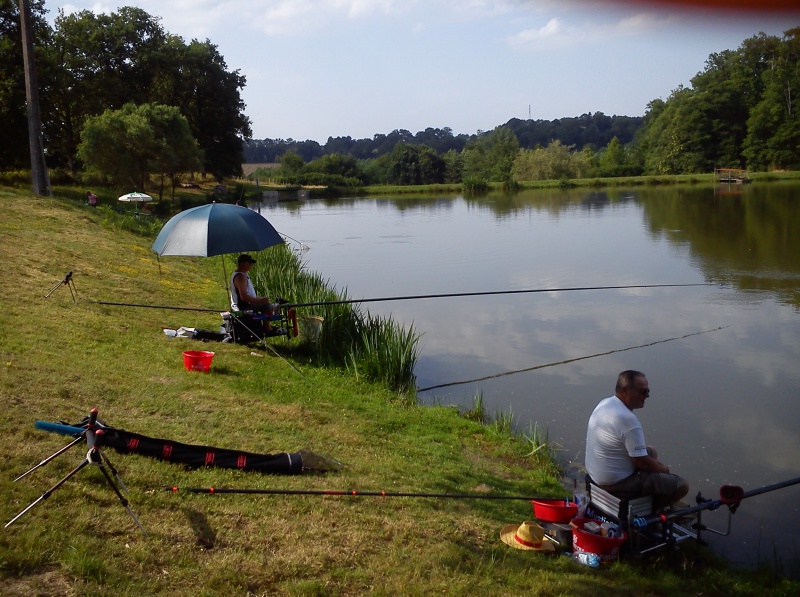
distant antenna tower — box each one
[528,104,531,120]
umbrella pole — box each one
[221,256,230,301]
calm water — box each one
[257,183,800,574]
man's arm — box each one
[233,273,269,306]
[624,426,670,474]
[631,454,670,474]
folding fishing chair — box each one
[585,477,696,555]
[221,307,297,344]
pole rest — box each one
[8,407,146,536]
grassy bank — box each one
[1,188,797,596]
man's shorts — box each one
[601,470,685,501]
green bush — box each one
[462,176,489,193]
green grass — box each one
[1,186,798,595]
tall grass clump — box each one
[247,244,420,395]
[462,176,489,194]
[346,312,419,396]
[94,205,163,237]
[462,391,486,423]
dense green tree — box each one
[599,136,626,171]
[442,149,464,183]
[304,153,365,185]
[388,143,445,185]
[744,28,800,169]
[512,140,591,181]
[636,88,706,174]
[280,151,304,176]
[78,103,201,192]
[46,7,177,170]
[170,39,250,179]
[361,153,392,184]
[21,7,249,177]
[635,29,796,174]
[462,126,520,182]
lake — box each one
[256,182,800,575]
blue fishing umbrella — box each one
[152,203,283,257]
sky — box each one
[48,1,797,144]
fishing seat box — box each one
[222,311,284,344]
[586,479,695,555]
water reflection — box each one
[258,182,800,575]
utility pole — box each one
[19,0,51,196]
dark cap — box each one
[237,254,257,264]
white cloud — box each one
[507,17,565,46]
[617,12,678,33]
[507,11,679,49]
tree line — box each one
[243,112,642,164]
[1,2,249,182]
[250,27,799,187]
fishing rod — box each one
[86,300,221,312]
[164,486,555,501]
[84,282,715,313]
[280,233,310,252]
[632,475,800,530]
[284,283,716,309]
[418,326,729,392]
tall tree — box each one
[598,136,626,174]
[78,103,201,192]
[744,28,800,169]
[388,143,445,185]
[0,2,26,168]
[171,40,251,179]
[46,7,175,170]
[0,0,50,171]
[18,0,50,194]
[39,7,248,178]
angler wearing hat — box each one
[230,254,285,336]
[585,370,689,511]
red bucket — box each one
[570,518,627,562]
[531,499,578,523]
[183,350,215,373]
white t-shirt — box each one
[230,271,256,311]
[585,396,648,485]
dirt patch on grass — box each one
[0,569,74,597]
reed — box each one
[522,422,551,457]
[491,407,514,435]
[462,391,486,423]
[248,244,420,395]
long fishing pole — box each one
[84,282,715,313]
[164,486,554,501]
[418,326,729,392]
[285,283,715,309]
[86,300,221,312]
[632,475,800,529]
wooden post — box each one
[19,0,51,196]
